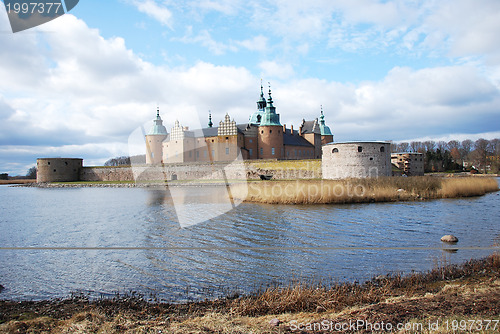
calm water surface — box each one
[0,182,499,301]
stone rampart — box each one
[79,161,321,182]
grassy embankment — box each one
[232,176,499,204]
[1,254,499,333]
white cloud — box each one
[236,35,268,52]
[195,0,242,15]
[173,27,238,55]
[132,0,173,28]
[259,60,295,80]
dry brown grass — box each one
[232,176,499,204]
[0,179,36,185]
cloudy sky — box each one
[1,0,500,175]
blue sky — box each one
[1,0,500,175]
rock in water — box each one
[441,235,458,243]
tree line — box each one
[391,138,500,173]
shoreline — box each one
[1,254,498,333]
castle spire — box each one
[256,79,267,111]
[320,105,325,125]
[259,82,281,126]
[267,82,274,106]
[208,110,213,128]
[318,105,333,136]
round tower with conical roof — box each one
[257,85,283,159]
[146,108,168,164]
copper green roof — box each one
[319,108,333,136]
[259,87,281,126]
[148,108,168,135]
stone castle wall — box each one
[322,142,391,179]
[79,161,321,182]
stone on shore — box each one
[269,318,281,326]
[441,235,459,243]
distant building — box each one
[391,153,424,176]
[146,84,334,164]
[322,142,392,179]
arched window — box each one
[380,146,385,152]
[332,148,339,153]
[358,146,363,152]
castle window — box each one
[332,148,339,153]
[370,157,373,161]
[226,136,229,140]
[53,169,56,172]
[358,146,363,152]
[189,151,192,158]
[260,147,263,156]
[65,162,68,165]
[48,162,50,165]
[270,130,272,134]
[380,146,385,152]
[204,151,207,157]
[226,147,229,155]
[249,139,253,143]
[272,147,275,155]
[196,151,200,158]
[261,130,264,134]
[212,139,214,143]
[249,148,253,156]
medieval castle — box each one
[145,84,334,164]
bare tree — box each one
[26,166,37,179]
[410,141,423,152]
[436,141,447,153]
[447,140,460,152]
[461,139,473,162]
[397,142,410,152]
[472,138,490,173]
[422,141,435,152]
[490,138,500,156]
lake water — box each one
[0,181,499,302]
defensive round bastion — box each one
[36,158,83,183]
[322,141,392,179]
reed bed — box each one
[228,253,500,316]
[231,254,500,316]
[232,176,499,204]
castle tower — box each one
[249,81,266,125]
[145,108,168,165]
[257,85,283,159]
[319,106,334,145]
